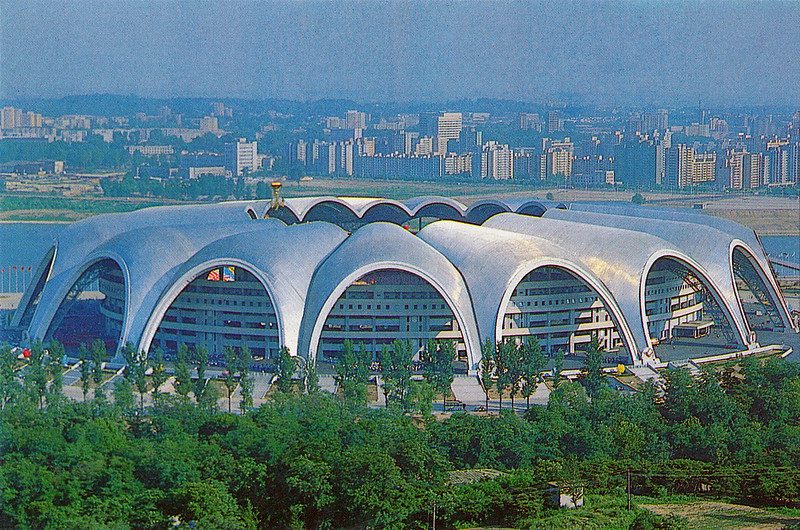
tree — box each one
[405,380,435,416]
[631,192,646,204]
[198,378,220,411]
[239,345,254,411]
[150,347,168,404]
[79,344,92,401]
[335,340,370,404]
[23,341,47,409]
[194,344,210,401]
[382,340,414,409]
[275,346,296,394]
[480,339,496,412]
[91,339,107,400]
[305,359,320,395]
[0,344,21,409]
[46,340,65,407]
[122,342,147,412]
[174,343,192,400]
[173,480,258,530]
[553,350,565,389]
[113,376,136,415]
[520,338,546,409]
[582,334,606,399]
[223,346,239,413]
[423,340,455,412]
[496,341,517,411]
[506,342,524,411]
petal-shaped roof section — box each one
[46,200,273,278]
[136,220,349,357]
[569,202,761,250]
[418,220,639,362]
[297,222,482,370]
[544,208,793,331]
[484,213,750,355]
[27,220,278,352]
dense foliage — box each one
[1,342,799,528]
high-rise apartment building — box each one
[665,144,717,188]
[1,106,22,129]
[416,136,434,156]
[692,152,717,184]
[199,115,219,133]
[765,139,792,185]
[224,138,258,176]
[435,112,462,156]
[539,138,574,180]
[519,113,542,131]
[480,142,514,180]
[547,110,563,132]
[728,150,763,189]
[346,110,367,130]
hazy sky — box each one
[2,0,799,105]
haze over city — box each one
[2,0,800,105]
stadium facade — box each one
[13,196,795,373]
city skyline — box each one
[2,0,800,105]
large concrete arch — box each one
[484,212,723,359]
[465,200,512,224]
[12,245,57,329]
[298,222,481,371]
[544,207,791,336]
[404,196,468,220]
[640,251,749,352]
[418,220,639,364]
[35,253,131,355]
[137,258,284,357]
[729,242,794,332]
[133,221,348,357]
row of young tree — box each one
[332,339,456,412]
[479,335,607,410]
[101,173,251,201]
[2,334,799,528]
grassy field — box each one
[514,493,800,530]
[0,194,181,222]
[641,499,800,529]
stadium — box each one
[13,194,796,373]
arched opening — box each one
[644,257,741,360]
[516,202,547,217]
[317,269,467,368]
[148,265,279,363]
[466,203,509,224]
[16,246,56,329]
[303,201,361,230]
[45,258,125,355]
[360,203,410,224]
[500,266,629,369]
[413,203,464,222]
[401,203,466,233]
[246,208,258,220]
[267,206,301,225]
[732,246,785,334]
